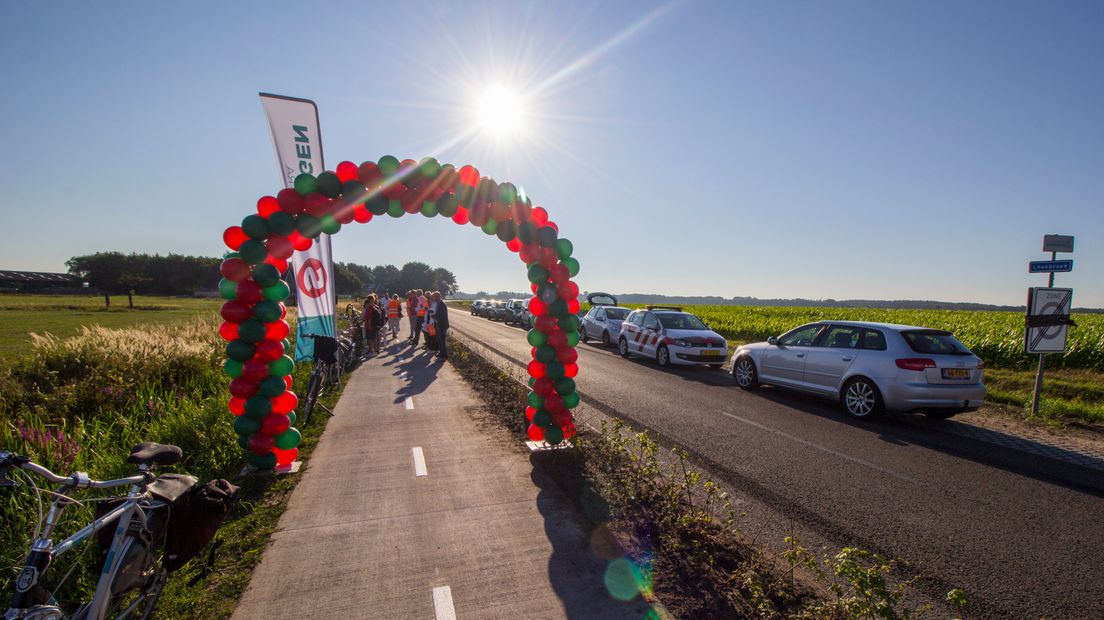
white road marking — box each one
[405,397,415,410]
[412,447,428,476]
[432,586,456,620]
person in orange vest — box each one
[412,289,428,346]
[386,293,402,340]
[405,290,417,342]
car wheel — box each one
[732,357,759,389]
[656,345,671,368]
[841,377,884,420]
[601,331,611,347]
[580,327,588,343]
[618,337,630,358]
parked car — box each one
[580,292,631,347]
[476,300,498,318]
[617,306,728,368]
[504,299,531,327]
[488,301,510,321]
[730,321,985,420]
[471,300,486,315]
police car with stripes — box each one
[617,306,729,369]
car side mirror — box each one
[767,336,778,346]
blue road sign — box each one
[1029,260,1073,273]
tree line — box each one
[65,253,458,298]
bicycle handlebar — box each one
[0,451,148,489]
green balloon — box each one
[253,300,282,323]
[528,376,536,388]
[437,193,459,217]
[536,345,557,364]
[555,238,574,260]
[269,355,294,376]
[281,338,292,354]
[537,226,558,248]
[294,173,318,196]
[517,222,538,244]
[296,214,323,238]
[565,330,580,347]
[226,340,255,362]
[239,239,268,265]
[233,415,261,436]
[420,202,438,217]
[549,299,569,318]
[527,264,549,284]
[262,281,290,302]
[246,451,277,469]
[342,180,366,203]
[237,319,266,343]
[527,329,547,347]
[532,409,553,428]
[218,278,238,300]
[559,315,581,332]
[527,392,544,409]
[365,195,388,215]
[224,359,243,378]
[320,214,341,235]
[287,411,297,427]
[555,378,576,395]
[252,263,281,288]
[387,200,404,217]
[244,396,272,419]
[544,426,565,445]
[236,434,250,450]
[481,219,498,235]
[274,427,302,450]
[498,182,518,203]
[316,171,342,198]
[260,375,286,398]
[267,211,296,237]
[562,257,580,277]
[242,214,270,240]
[418,157,440,178]
[377,155,400,176]
[562,392,580,409]
[545,362,566,380]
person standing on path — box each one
[412,289,428,346]
[431,291,449,360]
[386,294,402,340]
[362,294,383,355]
[405,291,417,342]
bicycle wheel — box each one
[302,371,322,424]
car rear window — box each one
[657,313,707,330]
[901,330,971,355]
[605,308,628,320]
[860,329,887,351]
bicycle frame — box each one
[6,464,161,620]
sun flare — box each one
[476,85,525,137]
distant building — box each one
[0,270,84,292]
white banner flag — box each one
[259,93,335,361]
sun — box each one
[475,85,525,137]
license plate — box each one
[702,350,720,357]
[942,368,970,379]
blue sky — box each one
[1,1,1100,306]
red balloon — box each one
[531,283,539,294]
[552,410,572,427]
[267,236,294,260]
[272,390,298,414]
[248,433,275,456]
[236,280,263,304]
[557,281,579,301]
[525,406,537,422]
[261,413,291,436]
[563,421,578,439]
[383,181,405,200]
[528,296,546,316]
[531,207,549,225]
[567,298,580,314]
[219,321,239,341]
[539,248,559,268]
[506,238,522,252]
[265,319,290,341]
[358,161,382,188]
[458,165,480,186]
[490,201,511,222]
[546,221,559,233]
[548,330,567,348]
[534,377,555,396]
[401,188,422,214]
[332,200,356,224]
[548,263,570,283]
[263,255,288,273]
[288,230,312,252]
[276,188,305,214]
[223,226,248,250]
[336,160,358,182]
[526,424,545,442]
[242,358,270,382]
[273,447,298,466]
[535,316,556,333]
[527,360,546,378]
[544,393,564,412]
[353,204,372,223]
[257,196,281,218]
[452,206,469,225]
[304,193,331,218]
[255,339,285,361]
[559,347,578,364]
[220,300,252,323]
[564,363,579,378]
[283,375,293,389]
[228,397,245,416]
[519,244,538,264]
[511,200,532,223]
[230,377,259,399]
[469,203,490,227]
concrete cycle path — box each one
[233,337,654,620]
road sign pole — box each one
[1032,250,1056,415]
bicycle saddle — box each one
[127,442,183,466]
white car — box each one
[730,321,986,420]
[617,306,728,368]
[579,292,631,347]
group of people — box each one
[358,289,449,360]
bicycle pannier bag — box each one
[163,478,240,572]
[312,335,338,364]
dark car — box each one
[504,299,531,327]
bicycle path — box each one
[232,337,655,620]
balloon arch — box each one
[218,156,581,469]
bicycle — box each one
[299,333,340,425]
[1,443,217,620]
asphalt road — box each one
[450,309,1104,618]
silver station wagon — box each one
[730,321,985,420]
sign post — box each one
[1026,234,1076,414]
